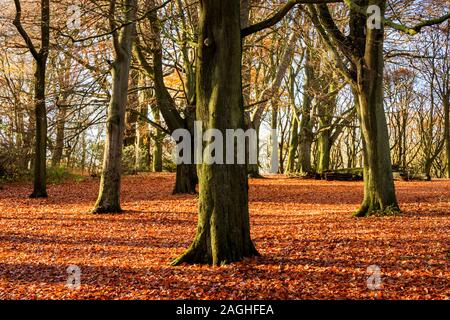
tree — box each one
[246,22,300,177]
[51,55,72,167]
[172,0,259,265]
[13,0,50,198]
[133,0,198,193]
[297,47,314,174]
[305,0,450,215]
[286,67,300,173]
[92,0,137,213]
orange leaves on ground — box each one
[0,174,449,299]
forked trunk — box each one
[92,58,130,213]
[92,0,136,213]
[354,5,399,216]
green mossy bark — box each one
[173,0,258,266]
[353,2,399,216]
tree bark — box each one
[172,0,258,265]
[316,91,337,174]
[135,1,198,193]
[444,94,450,178]
[51,99,66,167]
[13,0,50,198]
[286,68,299,174]
[286,119,298,173]
[151,107,163,172]
[354,2,399,216]
[92,0,136,213]
[316,130,331,174]
[31,58,48,197]
[298,49,313,175]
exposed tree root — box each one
[354,201,401,217]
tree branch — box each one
[129,109,171,135]
[12,0,39,60]
[241,0,343,38]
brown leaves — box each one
[0,174,449,299]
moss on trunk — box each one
[353,3,399,216]
[173,0,258,265]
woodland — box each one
[0,0,449,300]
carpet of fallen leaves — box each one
[0,173,448,300]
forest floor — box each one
[0,173,448,299]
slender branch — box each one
[55,0,172,43]
[306,4,355,84]
[129,109,170,135]
[241,0,343,38]
[342,0,450,35]
[12,0,39,60]
[386,13,450,35]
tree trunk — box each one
[92,0,136,213]
[124,70,139,147]
[424,159,433,181]
[30,58,48,198]
[139,1,198,193]
[271,101,279,173]
[316,98,337,174]
[81,130,87,173]
[13,0,51,198]
[51,100,66,167]
[151,107,163,172]
[444,95,450,178]
[298,128,313,174]
[286,68,298,174]
[93,59,130,213]
[172,109,198,193]
[316,130,331,174]
[354,3,399,216]
[172,0,258,265]
[286,115,298,174]
[297,49,313,175]
[246,118,262,178]
[173,163,197,194]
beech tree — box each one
[304,0,449,215]
[13,0,50,198]
[172,0,259,265]
[92,0,137,213]
[133,0,198,194]
[172,0,450,265]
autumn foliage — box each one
[0,174,448,299]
